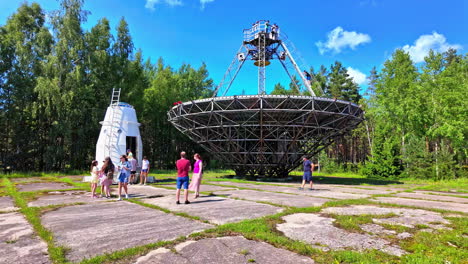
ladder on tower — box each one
[105,88,121,158]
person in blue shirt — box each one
[117,155,131,200]
[299,156,315,190]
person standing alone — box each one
[175,151,191,204]
[299,156,315,190]
[140,156,150,185]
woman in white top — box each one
[140,156,150,185]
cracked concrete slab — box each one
[41,201,213,262]
[28,190,109,207]
[141,195,283,225]
[209,182,368,200]
[160,184,237,192]
[16,182,74,192]
[213,189,329,207]
[359,224,413,239]
[360,224,397,235]
[372,197,468,213]
[114,185,175,198]
[324,186,394,195]
[277,213,406,256]
[135,236,314,264]
[322,205,450,229]
[395,192,468,203]
[0,196,18,212]
[414,190,466,195]
[0,212,49,264]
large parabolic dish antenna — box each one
[168,20,364,177]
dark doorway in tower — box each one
[126,136,137,157]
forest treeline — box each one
[1,1,466,179]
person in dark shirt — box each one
[299,156,315,190]
[303,70,312,81]
[175,151,191,204]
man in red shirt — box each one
[175,151,191,204]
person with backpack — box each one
[100,157,115,198]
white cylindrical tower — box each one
[95,102,142,168]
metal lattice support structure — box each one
[213,20,315,97]
[168,95,364,177]
[169,21,364,177]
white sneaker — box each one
[118,197,122,201]
[125,194,129,199]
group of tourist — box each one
[89,153,151,200]
[88,151,203,203]
[90,150,316,202]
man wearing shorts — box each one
[175,151,191,204]
[299,156,314,190]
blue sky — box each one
[1,0,467,96]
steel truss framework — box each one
[213,20,315,97]
[168,95,364,177]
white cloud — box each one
[200,0,215,10]
[347,67,367,85]
[402,32,462,63]
[145,0,183,11]
[316,27,371,54]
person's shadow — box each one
[189,197,225,204]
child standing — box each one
[90,160,99,198]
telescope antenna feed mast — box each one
[213,20,315,97]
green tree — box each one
[288,75,302,95]
[34,0,88,170]
[327,61,361,103]
[270,83,288,95]
[0,3,52,169]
